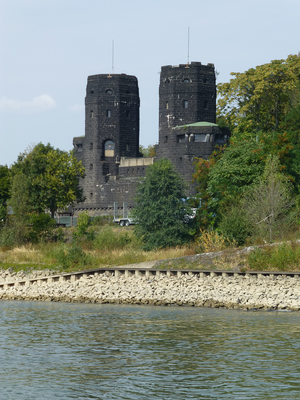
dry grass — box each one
[86,244,197,267]
[0,245,44,264]
[0,241,198,271]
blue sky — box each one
[1,0,300,166]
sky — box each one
[0,0,300,167]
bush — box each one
[218,205,252,246]
[0,217,28,248]
[74,212,91,237]
[28,213,56,243]
[197,229,234,253]
[91,215,114,226]
[247,243,300,271]
[54,241,94,269]
[92,226,134,251]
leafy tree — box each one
[132,158,191,250]
[193,146,225,229]
[243,155,295,242]
[8,173,31,219]
[207,140,264,202]
[193,140,265,227]
[0,165,10,223]
[194,131,300,225]
[11,143,85,218]
[28,212,57,243]
[218,204,252,246]
[139,144,156,157]
[217,54,300,136]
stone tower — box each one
[73,73,140,210]
[158,62,216,136]
[156,62,228,192]
[72,62,229,215]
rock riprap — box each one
[1,269,300,310]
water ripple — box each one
[1,301,300,399]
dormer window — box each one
[107,110,111,117]
[184,100,188,109]
[106,89,113,94]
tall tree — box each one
[217,54,300,136]
[133,158,191,250]
[243,156,295,242]
[0,165,10,223]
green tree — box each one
[194,131,300,223]
[193,146,225,229]
[243,155,295,242]
[11,143,85,218]
[217,54,300,136]
[132,158,191,250]
[139,144,156,157]
[8,173,31,218]
[193,140,265,225]
[0,165,11,223]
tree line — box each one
[0,143,84,244]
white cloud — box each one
[0,94,56,113]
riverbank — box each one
[1,268,300,311]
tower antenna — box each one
[112,39,114,74]
[186,27,190,67]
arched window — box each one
[106,89,113,94]
[105,140,115,157]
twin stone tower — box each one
[73,62,229,216]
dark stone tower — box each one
[72,62,229,215]
[158,62,216,137]
[156,62,228,193]
[73,73,140,211]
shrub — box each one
[0,217,28,248]
[197,229,234,253]
[92,226,134,251]
[53,241,94,269]
[28,213,56,243]
[91,215,114,226]
[247,243,300,271]
[218,205,252,246]
[74,212,91,237]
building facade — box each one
[73,62,229,215]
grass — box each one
[0,226,199,273]
[2,224,300,274]
[247,242,300,271]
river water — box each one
[1,301,300,399]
